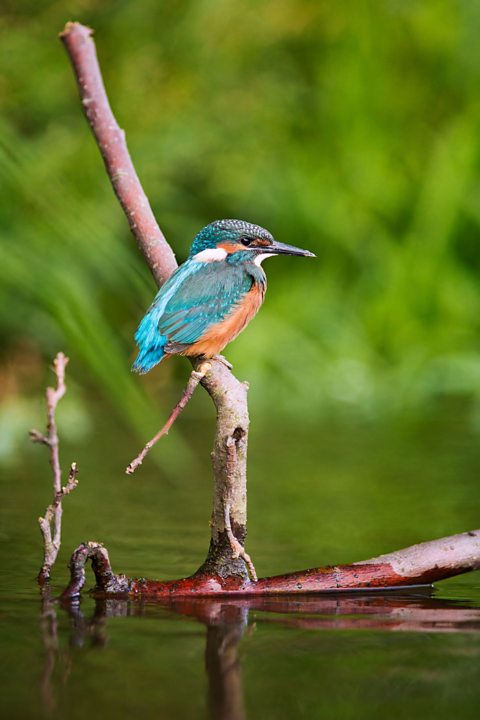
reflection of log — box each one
[38,591,479,720]
[166,593,480,635]
[62,529,480,599]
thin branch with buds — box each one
[30,352,78,583]
[126,360,212,475]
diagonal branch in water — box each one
[30,352,79,584]
[126,361,211,475]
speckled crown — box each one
[189,219,274,255]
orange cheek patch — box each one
[218,241,244,254]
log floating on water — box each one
[60,530,480,599]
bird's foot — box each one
[213,354,233,370]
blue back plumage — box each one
[132,219,269,374]
[132,263,197,373]
[132,258,264,372]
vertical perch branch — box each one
[194,365,252,579]
[30,353,78,583]
[60,22,252,579]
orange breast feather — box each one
[183,283,265,357]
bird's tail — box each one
[132,312,167,374]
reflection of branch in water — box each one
[204,605,248,720]
[40,588,59,714]
[244,592,480,634]
[39,592,110,712]
[37,592,480,718]
[157,593,480,720]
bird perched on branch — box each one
[132,219,314,373]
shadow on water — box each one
[40,589,480,719]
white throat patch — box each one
[192,248,228,262]
[254,253,277,266]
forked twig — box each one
[126,361,212,474]
[30,353,78,583]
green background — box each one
[3,1,480,454]
[1,0,479,564]
[1,4,480,720]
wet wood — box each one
[61,530,480,599]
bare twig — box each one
[126,361,212,475]
[30,353,78,583]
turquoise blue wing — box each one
[159,261,253,346]
[132,261,253,373]
[132,262,200,373]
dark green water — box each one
[1,408,480,719]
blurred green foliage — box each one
[2,0,480,458]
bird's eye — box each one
[240,236,254,247]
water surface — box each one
[1,410,479,718]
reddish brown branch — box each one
[59,22,177,286]
[30,353,78,583]
[126,360,212,474]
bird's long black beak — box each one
[267,240,315,257]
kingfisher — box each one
[132,219,314,373]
